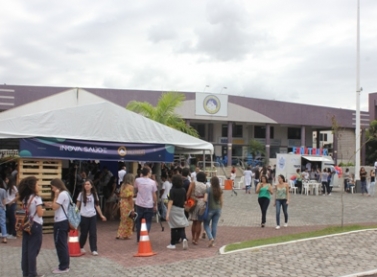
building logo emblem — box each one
[203,95,221,114]
[118,146,127,156]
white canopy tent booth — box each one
[0,89,214,229]
[0,88,213,159]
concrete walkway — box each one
[1,189,376,276]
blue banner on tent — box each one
[19,138,175,162]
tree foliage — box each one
[126,91,199,137]
[248,139,265,157]
[365,120,377,165]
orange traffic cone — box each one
[68,229,84,257]
[134,218,156,257]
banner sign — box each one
[19,137,175,162]
[292,147,328,156]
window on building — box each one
[233,125,243,138]
[222,124,228,137]
[192,123,206,139]
[222,124,243,138]
[320,133,328,141]
[254,126,274,139]
[287,127,301,139]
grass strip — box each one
[225,225,377,252]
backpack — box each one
[15,195,36,235]
[61,192,81,230]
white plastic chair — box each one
[289,180,297,194]
[302,182,310,195]
[236,176,244,189]
[217,175,226,188]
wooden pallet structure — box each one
[17,159,62,233]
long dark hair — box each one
[6,175,16,193]
[81,179,99,206]
[210,176,222,202]
[18,176,38,203]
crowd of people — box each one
[4,159,377,276]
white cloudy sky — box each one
[0,0,376,111]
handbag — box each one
[184,197,197,213]
[15,195,37,235]
[198,189,210,221]
[62,192,81,230]
[128,209,138,221]
[184,182,197,213]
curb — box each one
[219,228,377,255]
[339,269,377,277]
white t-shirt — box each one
[118,169,127,185]
[161,181,172,200]
[6,186,18,204]
[55,191,70,222]
[191,172,197,182]
[25,194,43,225]
[77,192,98,218]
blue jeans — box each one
[275,199,288,226]
[135,205,154,242]
[22,222,43,277]
[0,208,7,237]
[54,220,70,271]
[361,181,368,194]
[203,209,221,240]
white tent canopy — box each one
[0,88,213,155]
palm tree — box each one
[126,91,198,137]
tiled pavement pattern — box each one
[1,189,377,276]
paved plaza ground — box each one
[1,188,377,276]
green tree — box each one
[126,91,198,137]
[248,139,265,162]
[365,120,377,165]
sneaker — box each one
[284,223,288,227]
[182,239,188,250]
[92,251,98,256]
[7,235,17,239]
[166,244,176,249]
[52,268,69,274]
[328,193,332,196]
[80,248,86,253]
[275,226,280,229]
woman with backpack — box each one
[18,176,45,277]
[77,179,106,255]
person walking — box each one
[370,170,376,196]
[166,175,189,250]
[5,175,18,239]
[274,175,290,229]
[46,179,71,274]
[243,166,254,194]
[18,176,45,277]
[186,171,207,245]
[76,179,107,256]
[256,175,274,227]
[321,168,329,195]
[134,166,157,242]
[360,167,368,196]
[116,173,135,240]
[203,176,223,247]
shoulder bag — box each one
[61,192,81,230]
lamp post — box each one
[219,86,227,94]
[355,0,361,179]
